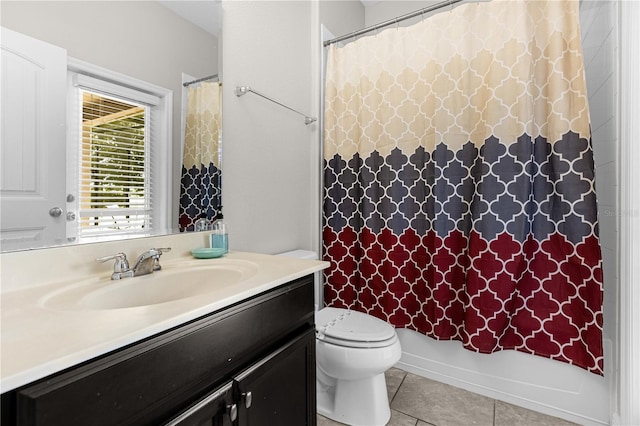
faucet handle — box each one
[96,253,132,280]
[96,253,129,271]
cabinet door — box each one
[163,382,235,426]
[233,328,316,426]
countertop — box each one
[0,251,328,393]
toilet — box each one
[278,250,402,426]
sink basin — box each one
[41,260,259,310]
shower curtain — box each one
[323,0,604,374]
[179,81,222,231]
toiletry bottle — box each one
[194,213,210,232]
[210,214,228,253]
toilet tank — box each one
[277,250,323,311]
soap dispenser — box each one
[194,213,210,232]
[210,212,228,253]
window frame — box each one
[66,58,172,242]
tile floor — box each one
[317,368,578,426]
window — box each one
[79,91,149,237]
[67,61,172,242]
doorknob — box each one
[49,207,63,217]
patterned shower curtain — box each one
[179,81,222,231]
[323,0,604,374]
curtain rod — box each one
[324,0,464,47]
[235,86,317,125]
[183,73,219,87]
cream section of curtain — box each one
[324,0,589,160]
[182,81,221,169]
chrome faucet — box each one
[131,248,171,276]
[97,248,171,280]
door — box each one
[0,27,67,250]
[233,328,316,426]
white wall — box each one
[320,0,365,38]
[365,0,444,27]
[364,0,490,28]
[617,2,640,423]
[580,0,619,420]
[221,1,318,254]
[581,0,618,345]
[0,1,219,227]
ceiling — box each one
[157,0,221,37]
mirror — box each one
[0,0,221,252]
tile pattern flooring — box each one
[317,368,578,426]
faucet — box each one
[131,248,171,276]
[97,248,171,280]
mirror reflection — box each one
[178,78,222,233]
[0,0,221,252]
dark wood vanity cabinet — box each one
[233,329,316,426]
[166,329,316,426]
[1,275,317,426]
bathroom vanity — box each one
[0,248,327,426]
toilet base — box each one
[317,371,391,426]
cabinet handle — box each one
[227,403,237,422]
[242,391,252,408]
[162,383,233,425]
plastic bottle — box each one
[194,214,210,232]
[210,214,228,254]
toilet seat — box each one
[316,307,397,348]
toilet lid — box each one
[315,307,396,347]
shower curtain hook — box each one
[449,0,454,12]
[352,30,356,43]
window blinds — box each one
[78,90,152,237]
